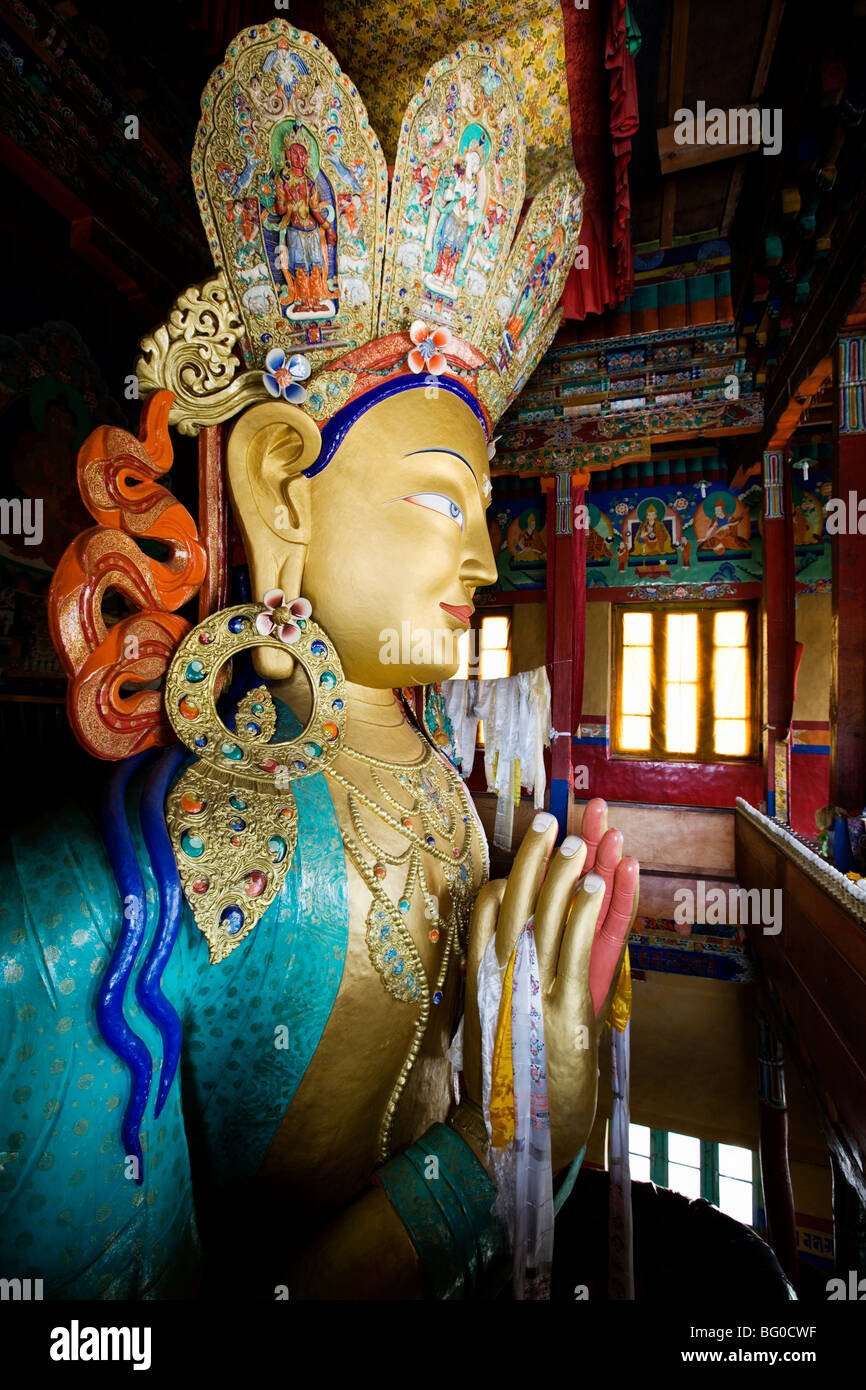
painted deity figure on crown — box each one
[0,25,637,1300]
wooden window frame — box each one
[611,599,760,764]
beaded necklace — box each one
[324,739,480,1159]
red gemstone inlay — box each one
[245,870,267,898]
[192,878,209,895]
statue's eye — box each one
[403,493,465,531]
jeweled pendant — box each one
[166,766,298,964]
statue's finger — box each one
[578,797,608,871]
[554,873,606,1005]
[533,835,587,989]
[495,810,557,966]
[464,878,506,1101]
[589,856,639,1018]
[593,827,624,931]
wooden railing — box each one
[735,799,866,1196]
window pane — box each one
[665,682,697,753]
[622,647,651,716]
[718,1143,752,1181]
[620,714,650,750]
[630,1154,651,1182]
[713,647,747,718]
[718,1176,753,1224]
[480,647,509,680]
[455,629,471,680]
[715,610,747,647]
[668,1132,701,1166]
[482,616,509,650]
[715,719,748,756]
[668,1162,701,1199]
[666,612,697,681]
[623,611,652,646]
[629,1123,651,1157]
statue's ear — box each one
[227,401,320,548]
[226,402,321,680]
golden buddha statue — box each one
[2,22,638,1301]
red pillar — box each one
[762,448,795,820]
[831,333,866,812]
[541,472,587,836]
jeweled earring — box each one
[164,590,346,962]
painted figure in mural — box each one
[699,496,750,553]
[264,132,336,313]
[586,524,613,563]
[425,126,489,295]
[515,511,545,559]
[792,491,822,547]
[0,27,633,1303]
[632,502,675,557]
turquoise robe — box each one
[0,703,350,1298]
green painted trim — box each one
[650,1128,668,1186]
[701,1140,720,1205]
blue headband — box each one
[306,373,490,479]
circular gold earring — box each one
[163,590,346,962]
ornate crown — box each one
[137,21,584,437]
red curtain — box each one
[559,0,638,318]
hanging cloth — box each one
[479,925,554,1300]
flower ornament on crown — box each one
[136,20,585,442]
[407,321,452,376]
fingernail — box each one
[583,873,604,893]
[532,812,556,833]
[560,836,584,858]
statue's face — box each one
[287,142,308,174]
[302,388,497,686]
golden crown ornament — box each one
[136,20,584,438]
[164,590,346,962]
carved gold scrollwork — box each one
[136,273,269,435]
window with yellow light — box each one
[612,604,756,761]
[455,612,512,745]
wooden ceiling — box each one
[628,0,785,249]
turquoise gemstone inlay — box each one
[268,835,287,863]
[181,831,205,859]
[222,743,243,761]
[230,795,247,811]
[318,670,337,689]
[303,742,322,758]
[185,660,205,683]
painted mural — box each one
[487,495,547,590]
[583,474,831,591]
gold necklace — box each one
[325,740,481,1159]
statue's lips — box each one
[439,603,473,627]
